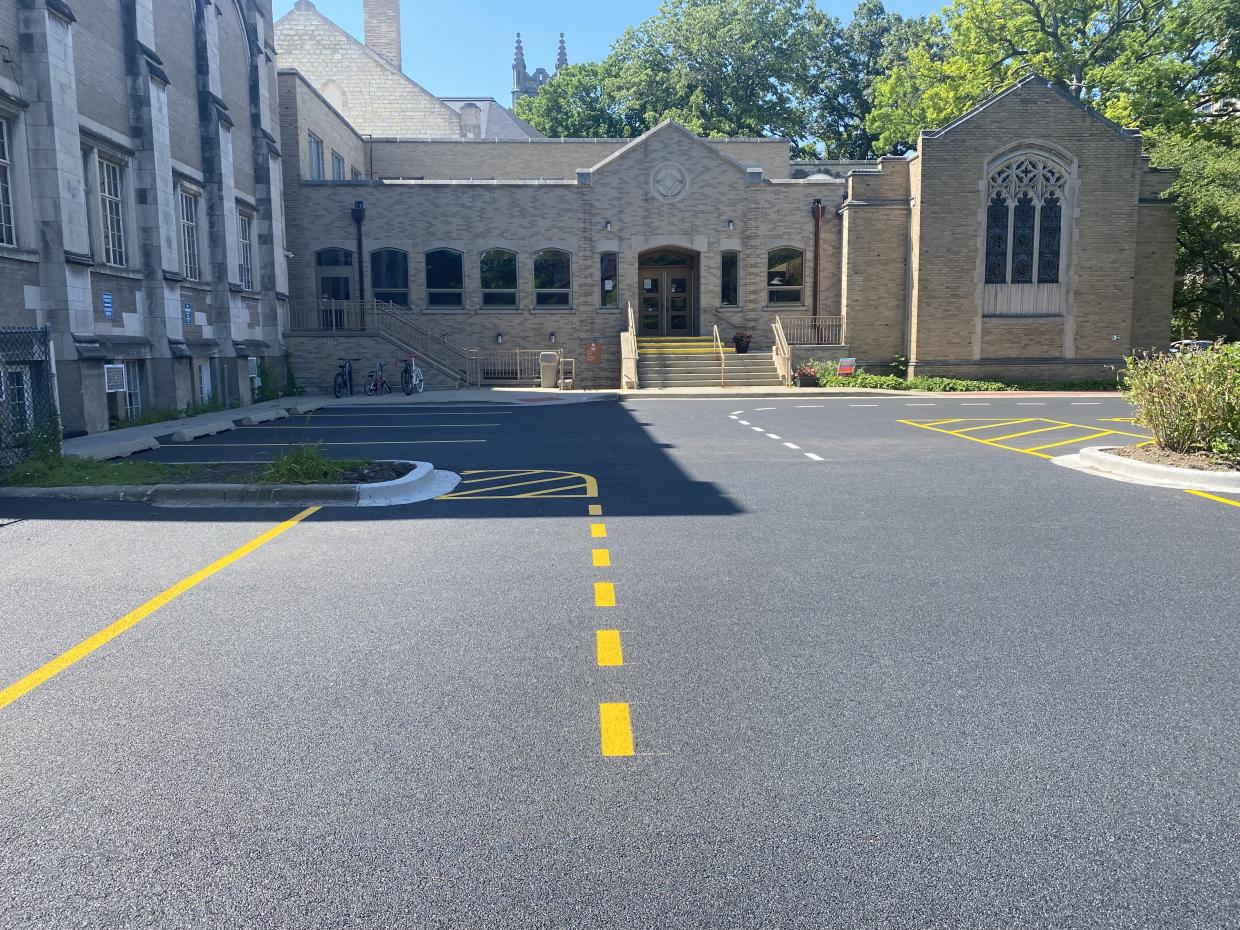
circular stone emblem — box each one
[650,162,689,203]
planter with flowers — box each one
[794,362,818,387]
[733,331,753,354]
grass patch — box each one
[4,455,194,487]
[258,445,366,485]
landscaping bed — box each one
[1104,445,1238,473]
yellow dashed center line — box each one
[596,630,624,666]
[590,523,607,538]
[592,548,611,567]
[588,504,603,516]
[594,581,616,607]
[599,702,635,756]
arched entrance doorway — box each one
[637,248,698,337]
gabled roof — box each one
[440,99,546,141]
[584,120,759,177]
[922,73,1140,141]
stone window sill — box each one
[94,265,145,281]
[0,244,39,264]
[477,306,524,314]
[982,313,1065,320]
[596,306,621,313]
[532,306,576,314]
[762,304,805,312]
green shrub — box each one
[260,444,362,484]
[283,352,300,397]
[803,358,1123,394]
[1122,343,1240,456]
[255,359,283,402]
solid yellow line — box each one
[1042,419,1152,440]
[449,474,577,495]
[920,418,966,427]
[1186,490,1240,509]
[989,423,1073,442]
[588,504,603,516]
[590,523,607,538]
[460,470,542,483]
[596,630,624,666]
[599,702,634,756]
[899,420,1054,459]
[592,548,611,567]
[594,581,616,607]
[0,506,320,712]
[951,418,1033,433]
[1025,430,1114,452]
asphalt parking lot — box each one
[2,394,1237,929]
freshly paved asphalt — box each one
[1,395,1237,928]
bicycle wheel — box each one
[413,367,425,393]
[333,372,346,399]
[364,376,377,397]
[382,377,392,394]
[401,367,413,395]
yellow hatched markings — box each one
[1025,429,1116,452]
[988,423,1075,442]
[901,417,1154,459]
[951,418,1035,434]
[437,469,599,500]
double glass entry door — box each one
[639,269,693,337]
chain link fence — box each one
[0,326,58,470]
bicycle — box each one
[364,359,393,396]
[332,358,358,399]
[401,354,425,395]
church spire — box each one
[556,33,568,72]
[514,33,527,75]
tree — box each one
[513,62,644,138]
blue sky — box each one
[274,0,944,103]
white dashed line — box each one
[751,426,764,431]
[730,410,745,415]
[738,420,750,425]
[783,442,800,450]
[766,433,781,439]
[850,403,879,407]
[961,403,991,406]
[906,403,936,406]
[729,414,739,419]
[755,407,776,411]
[1016,402,1046,406]
[804,453,824,461]
[1071,402,1101,405]
[795,405,825,408]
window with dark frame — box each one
[426,249,464,306]
[481,249,518,306]
[238,213,254,291]
[983,153,1067,286]
[721,251,739,306]
[766,248,803,303]
[308,133,324,180]
[331,151,345,181]
[371,248,410,305]
[599,252,618,308]
[179,188,200,281]
[534,249,571,307]
[99,157,127,267]
[0,118,15,247]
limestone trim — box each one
[586,121,754,179]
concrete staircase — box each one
[635,337,785,388]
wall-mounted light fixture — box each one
[496,331,504,344]
[726,218,735,230]
[604,220,612,231]
[549,331,557,344]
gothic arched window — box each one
[983,153,1068,286]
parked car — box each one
[1169,339,1215,354]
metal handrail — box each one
[712,323,726,388]
[779,315,846,346]
[621,301,640,389]
[772,316,792,387]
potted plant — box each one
[733,331,752,354]
[794,362,818,387]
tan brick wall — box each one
[369,138,791,181]
[154,0,204,173]
[980,317,1064,357]
[1131,202,1176,351]
[278,71,368,181]
[274,5,460,138]
[908,80,1155,376]
[840,158,910,366]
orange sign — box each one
[585,339,602,364]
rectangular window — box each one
[123,360,144,420]
[238,212,254,291]
[599,252,617,308]
[0,118,15,247]
[179,189,200,280]
[331,151,345,181]
[98,157,127,267]
[721,251,738,306]
[351,167,363,181]
[308,133,324,180]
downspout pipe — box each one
[351,200,367,303]
[811,198,825,341]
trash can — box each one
[539,351,559,388]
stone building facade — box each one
[0,0,288,435]
[277,55,1177,387]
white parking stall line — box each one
[784,442,801,450]
[730,410,745,415]
[729,415,739,419]
[751,426,764,431]
[766,433,781,439]
[795,405,825,408]
[755,407,776,411]
[738,420,750,425]
[804,453,824,462]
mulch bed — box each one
[171,461,415,485]
[1105,445,1239,473]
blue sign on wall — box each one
[184,302,193,324]
[102,292,113,319]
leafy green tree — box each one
[513,62,644,138]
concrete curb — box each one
[65,437,160,461]
[239,409,289,426]
[1054,446,1240,492]
[0,461,461,508]
[170,419,235,442]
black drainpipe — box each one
[811,198,824,341]
[351,199,367,302]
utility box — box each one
[539,351,559,388]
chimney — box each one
[364,0,402,72]
[460,102,482,140]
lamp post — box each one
[351,200,366,303]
